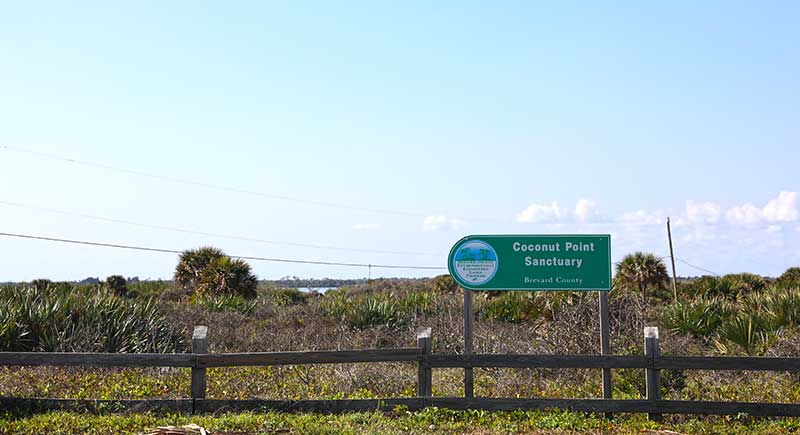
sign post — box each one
[464,289,473,398]
[448,234,612,400]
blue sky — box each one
[1,1,798,281]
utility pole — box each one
[666,217,678,302]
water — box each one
[297,287,337,293]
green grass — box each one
[3,408,800,435]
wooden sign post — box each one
[449,234,613,402]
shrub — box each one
[347,293,404,331]
[714,312,776,355]
[742,286,800,329]
[105,275,129,297]
[265,287,307,306]
[480,292,544,324]
[724,273,767,294]
[320,288,432,331]
[686,276,721,297]
[196,257,258,299]
[30,279,52,291]
[397,290,439,316]
[191,293,257,315]
[128,280,173,299]
[321,289,352,321]
[0,284,185,353]
[431,274,458,293]
[776,267,800,289]
[686,274,766,300]
[661,297,730,339]
[174,247,226,291]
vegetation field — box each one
[2,251,800,434]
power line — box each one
[658,254,720,276]
[1,145,467,220]
[0,232,448,270]
[0,231,723,275]
[2,145,664,227]
[0,199,439,257]
[672,257,721,277]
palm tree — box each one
[777,267,800,289]
[197,257,258,299]
[174,247,225,291]
[106,275,128,297]
[614,252,669,305]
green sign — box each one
[447,234,611,291]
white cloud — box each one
[574,199,599,223]
[686,201,721,224]
[763,191,798,222]
[422,215,467,231]
[767,225,782,233]
[352,223,381,231]
[516,201,564,223]
[618,209,663,225]
[726,192,799,226]
[726,203,762,226]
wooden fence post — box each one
[644,326,662,422]
[191,325,208,404]
[599,291,613,419]
[417,327,432,397]
[464,289,474,398]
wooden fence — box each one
[3,326,800,418]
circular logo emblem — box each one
[452,240,498,286]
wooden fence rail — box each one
[3,325,800,417]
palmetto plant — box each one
[106,275,128,297]
[196,256,258,299]
[614,252,669,305]
[174,247,226,291]
[662,296,731,339]
[776,267,800,289]
[0,285,184,353]
[714,312,776,355]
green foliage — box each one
[614,252,669,303]
[684,273,767,300]
[265,287,308,306]
[776,267,800,289]
[347,293,404,330]
[191,293,257,315]
[174,246,226,291]
[661,282,800,355]
[714,312,777,355]
[759,286,800,327]
[724,273,767,294]
[431,274,458,293]
[661,297,731,338]
[687,275,723,297]
[480,292,543,324]
[0,284,184,353]
[174,247,258,299]
[5,409,799,435]
[127,280,172,299]
[105,275,128,297]
[478,291,590,324]
[196,256,258,299]
[30,279,53,291]
[321,287,440,331]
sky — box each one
[1,1,798,281]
